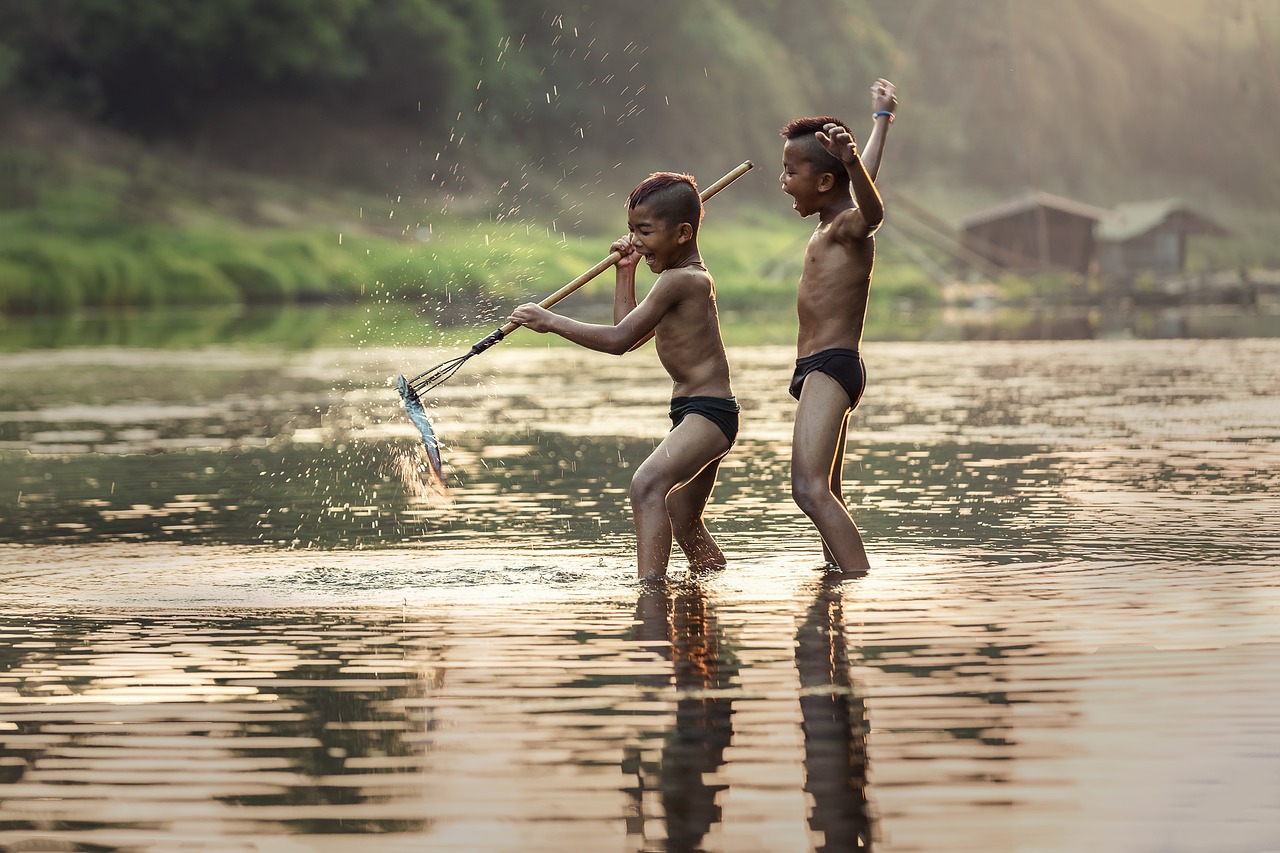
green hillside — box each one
[1,0,1276,314]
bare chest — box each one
[798,233,873,299]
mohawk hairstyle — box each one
[780,116,851,190]
[628,172,704,236]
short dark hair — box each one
[780,116,850,190]
[628,172,704,236]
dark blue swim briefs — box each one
[788,348,866,409]
[669,396,740,443]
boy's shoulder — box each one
[814,204,875,248]
[655,263,712,294]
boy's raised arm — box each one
[860,78,897,181]
[816,123,884,237]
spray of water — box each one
[388,443,453,505]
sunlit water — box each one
[1,334,1278,852]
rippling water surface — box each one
[1,336,1278,852]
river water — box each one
[1,323,1278,851]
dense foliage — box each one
[0,1,507,129]
[3,0,1276,201]
[0,0,1276,314]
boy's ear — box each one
[817,171,836,193]
[676,222,694,244]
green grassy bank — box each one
[0,137,944,323]
[4,126,1266,332]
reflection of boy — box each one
[632,581,735,847]
[779,78,896,573]
[510,173,738,579]
[796,578,872,847]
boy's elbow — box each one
[603,335,633,356]
[863,205,885,230]
[606,326,654,355]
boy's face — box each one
[627,201,688,272]
[780,139,824,217]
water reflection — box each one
[3,339,1277,568]
[1,334,1279,850]
[628,578,737,850]
[796,578,872,851]
[0,611,439,843]
[3,303,1276,353]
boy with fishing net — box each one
[510,173,738,580]
[779,78,896,574]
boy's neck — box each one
[667,245,704,269]
[817,194,854,225]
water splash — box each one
[387,442,452,505]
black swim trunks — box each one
[669,396,740,443]
[789,348,866,409]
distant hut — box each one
[960,191,1111,276]
[1095,198,1229,282]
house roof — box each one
[1095,198,1230,242]
[960,190,1112,230]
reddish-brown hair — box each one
[628,172,703,235]
[780,116,851,190]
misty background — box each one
[1,0,1278,316]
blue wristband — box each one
[874,110,895,123]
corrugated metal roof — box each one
[960,190,1112,230]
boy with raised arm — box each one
[509,173,739,580]
[779,78,896,574]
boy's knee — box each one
[791,477,833,516]
[630,472,667,508]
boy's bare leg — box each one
[631,419,732,580]
[822,411,852,565]
[667,453,728,571]
[792,374,870,573]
